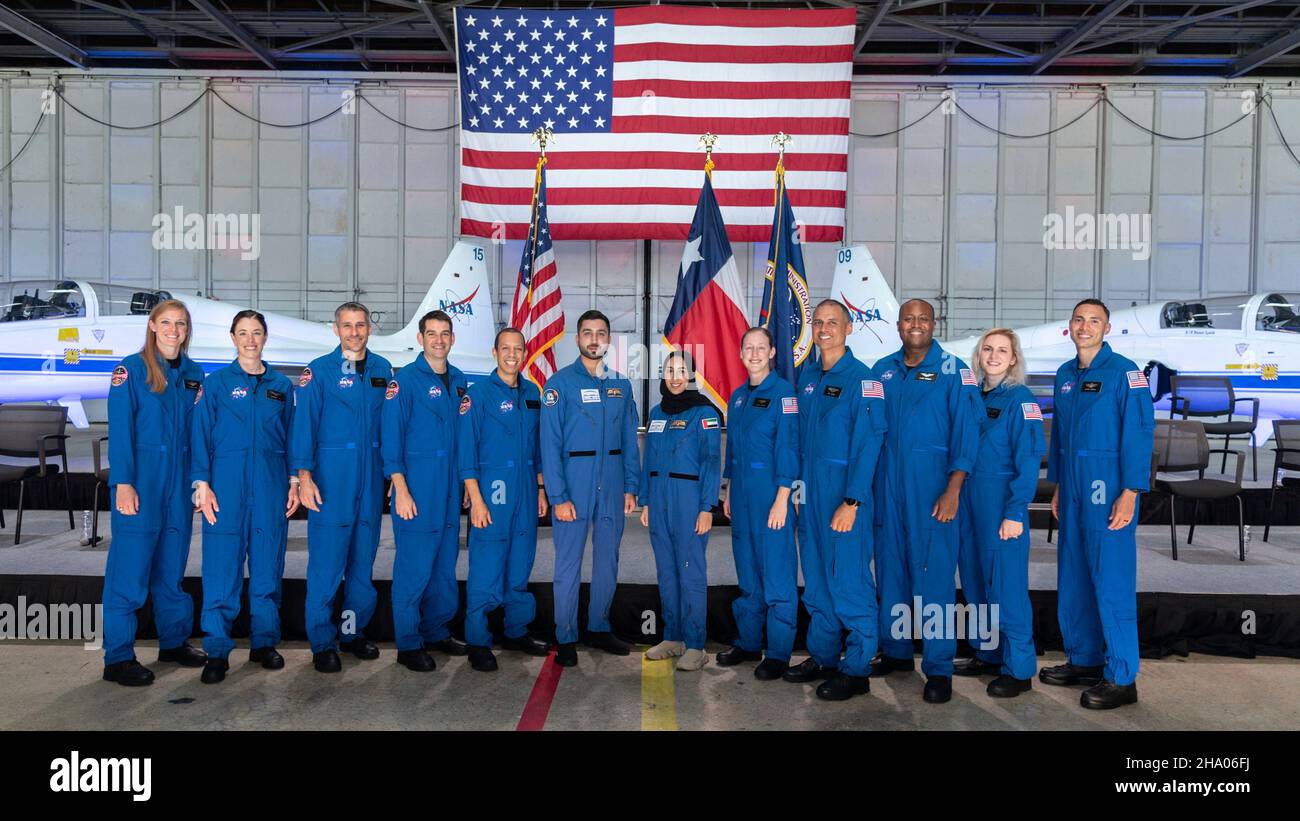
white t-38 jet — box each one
[831,243,1300,442]
[0,241,497,427]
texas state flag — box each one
[663,173,748,415]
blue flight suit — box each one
[381,356,467,652]
[540,358,640,645]
[1048,342,1154,686]
[103,352,205,665]
[725,372,800,662]
[639,403,722,651]
[872,342,982,677]
[191,362,294,660]
[958,381,1045,680]
[289,346,394,653]
[457,371,543,647]
[796,350,888,677]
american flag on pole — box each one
[511,156,563,388]
[454,6,853,241]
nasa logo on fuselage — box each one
[438,286,480,319]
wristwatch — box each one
[842,497,860,507]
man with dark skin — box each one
[870,298,982,704]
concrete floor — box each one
[0,642,1295,731]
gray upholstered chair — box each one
[0,404,75,544]
[1151,419,1245,561]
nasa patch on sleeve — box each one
[543,388,559,407]
[298,367,312,387]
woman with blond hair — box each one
[954,327,1045,698]
[101,299,208,686]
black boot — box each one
[923,675,953,704]
[816,673,870,701]
[987,675,1032,698]
[313,649,342,673]
[554,643,578,667]
[715,646,763,667]
[342,637,380,660]
[249,646,284,670]
[953,657,1002,677]
[157,642,207,668]
[397,649,436,672]
[1039,662,1104,687]
[467,645,498,672]
[500,633,550,657]
[425,637,469,656]
[584,631,631,656]
[753,658,789,681]
[1080,681,1138,710]
[783,658,837,683]
[102,660,154,687]
[200,658,229,684]
[869,654,915,677]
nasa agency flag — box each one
[759,163,812,384]
[663,172,748,414]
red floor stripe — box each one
[516,651,564,731]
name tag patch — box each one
[525,399,540,409]
[648,420,666,433]
[1082,381,1102,393]
[670,419,688,430]
[581,388,600,403]
[823,385,842,398]
[267,389,286,402]
[752,397,771,408]
[916,371,938,383]
[606,387,623,398]
[370,376,387,388]
[986,407,1001,419]
[185,379,201,390]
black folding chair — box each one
[1151,419,1246,562]
[90,435,109,547]
[1168,375,1259,482]
[1264,420,1300,543]
[0,405,75,544]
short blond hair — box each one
[970,327,1026,388]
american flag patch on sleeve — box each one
[1022,402,1043,420]
[861,380,884,399]
[1127,370,1149,389]
[782,396,799,414]
[960,368,977,386]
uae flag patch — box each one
[701,417,720,430]
[1021,402,1043,420]
[1127,370,1149,389]
[960,368,978,386]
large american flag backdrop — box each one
[454,6,853,242]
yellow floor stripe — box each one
[640,653,679,731]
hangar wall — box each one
[3,71,1298,359]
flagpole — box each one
[521,126,555,390]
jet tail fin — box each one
[379,241,496,355]
[832,244,900,367]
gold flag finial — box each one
[699,132,719,175]
[531,126,555,158]
[772,131,793,166]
